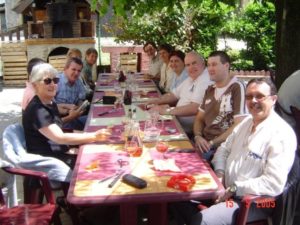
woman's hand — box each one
[94,129,111,142]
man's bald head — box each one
[184,51,206,80]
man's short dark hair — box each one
[85,48,98,56]
[158,44,174,53]
[208,51,231,65]
[143,41,157,51]
[169,50,185,62]
[65,57,83,69]
[247,77,277,95]
[27,57,45,75]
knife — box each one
[108,170,125,188]
[167,149,196,153]
[98,108,117,116]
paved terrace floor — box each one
[0,87,73,225]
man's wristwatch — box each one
[166,107,174,115]
[229,184,237,194]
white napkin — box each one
[153,158,181,172]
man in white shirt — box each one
[147,51,213,133]
[173,78,297,225]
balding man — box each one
[147,51,213,133]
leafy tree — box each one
[92,0,300,88]
[224,1,276,70]
[101,1,234,58]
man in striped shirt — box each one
[193,51,247,161]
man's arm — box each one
[147,92,178,106]
[161,102,199,116]
[193,110,212,153]
[57,103,76,116]
[211,116,245,147]
[61,108,82,124]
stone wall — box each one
[26,38,95,61]
[5,0,22,29]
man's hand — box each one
[147,98,160,105]
[215,187,234,204]
[67,108,83,120]
[149,105,169,115]
[194,135,212,153]
[58,104,77,116]
[63,104,76,110]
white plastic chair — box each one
[2,123,72,205]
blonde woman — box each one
[22,63,110,168]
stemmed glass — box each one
[155,141,169,159]
[125,139,142,157]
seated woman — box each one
[22,63,110,169]
[169,50,188,91]
[158,44,174,93]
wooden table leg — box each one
[120,203,138,225]
[148,203,168,225]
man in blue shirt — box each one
[55,57,87,130]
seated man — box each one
[55,57,87,130]
[193,51,246,160]
[147,51,213,134]
[172,77,297,225]
[82,47,98,91]
[143,41,163,80]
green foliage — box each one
[91,0,275,70]
[225,1,276,70]
[103,1,234,58]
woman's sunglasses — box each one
[43,77,60,85]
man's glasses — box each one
[43,77,59,85]
[245,94,271,101]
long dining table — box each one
[67,72,225,225]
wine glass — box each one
[125,139,142,157]
[155,141,169,159]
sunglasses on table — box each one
[43,77,60,85]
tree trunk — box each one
[275,0,300,89]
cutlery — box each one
[108,170,125,188]
[167,149,196,153]
[99,174,118,183]
[98,108,117,116]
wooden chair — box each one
[0,167,61,225]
